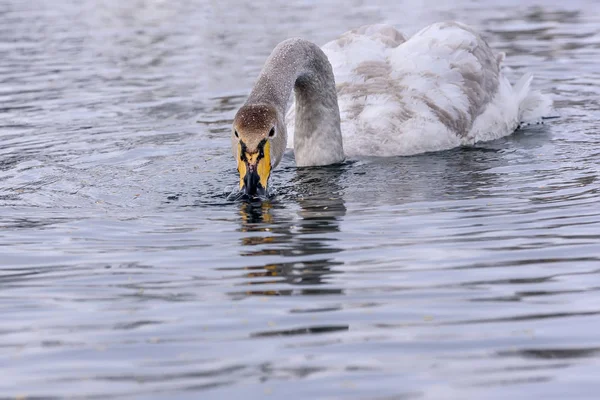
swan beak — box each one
[238,140,271,197]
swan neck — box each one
[247,38,344,166]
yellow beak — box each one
[237,140,271,197]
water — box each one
[2,0,600,398]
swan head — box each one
[232,104,286,197]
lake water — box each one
[1,0,600,398]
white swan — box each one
[231,21,551,196]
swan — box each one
[231,21,551,197]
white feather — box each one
[286,22,552,156]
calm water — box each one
[2,0,600,398]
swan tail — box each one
[514,72,553,125]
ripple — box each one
[1,0,600,399]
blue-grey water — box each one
[2,0,600,399]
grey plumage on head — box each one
[233,104,278,153]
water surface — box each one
[2,0,600,399]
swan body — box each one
[287,22,550,158]
[231,21,551,195]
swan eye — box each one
[268,127,275,137]
[234,130,239,138]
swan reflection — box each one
[231,165,347,298]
